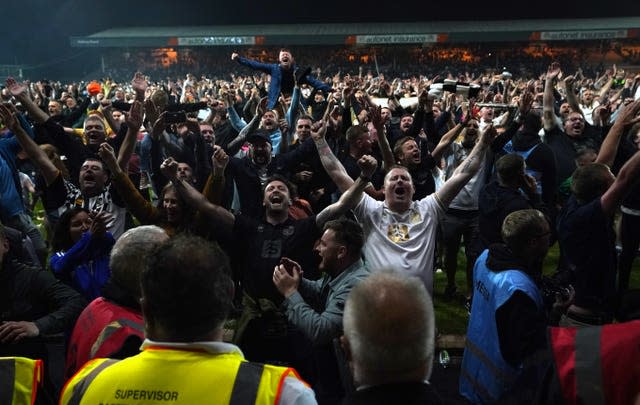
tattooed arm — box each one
[434,125,496,208]
[312,119,355,193]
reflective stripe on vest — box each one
[460,338,516,403]
[68,359,120,405]
[0,357,43,405]
[90,318,145,358]
[229,362,265,405]
[0,359,13,405]
[575,326,605,405]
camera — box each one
[164,111,187,124]
[539,275,572,309]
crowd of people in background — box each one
[1,43,640,404]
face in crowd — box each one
[83,117,107,147]
[279,50,294,69]
[263,180,291,213]
[200,124,215,144]
[315,228,344,275]
[79,158,109,197]
[176,163,194,183]
[295,118,312,142]
[563,112,586,138]
[162,187,184,225]
[249,139,272,166]
[261,111,278,132]
[384,167,415,211]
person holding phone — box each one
[272,218,370,404]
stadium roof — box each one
[70,17,640,48]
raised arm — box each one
[160,157,235,233]
[543,63,562,132]
[602,140,640,216]
[0,104,59,185]
[116,100,144,171]
[227,103,261,152]
[312,119,354,193]
[6,77,49,124]
[563,75,581,117]
[596,99,640,167]
[367,101,394,172]
[431,121,466,163]
[316,155,377,228]
[435,124,496,208]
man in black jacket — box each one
[478,153,547,250]
[0,222,86,404]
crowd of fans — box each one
[1,44,640,404]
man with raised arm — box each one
[158,145,377,369]
[313,117,496,295]
[0,102,141,239]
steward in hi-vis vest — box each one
[0,357,43,405]
[58,233,317,405]
[60,343,309,405]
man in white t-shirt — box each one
[313,119,496,295]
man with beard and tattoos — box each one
[313,114,497,296]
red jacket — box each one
[549,320,640,404]
[64,297,144,380]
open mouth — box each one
[394,187,406,196]
[270,195,283,204]
[86,132,103,143]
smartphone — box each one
[279,257,299,276]
[164,111,187,124]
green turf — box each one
[433,243,640,336]
[32,199,640,336]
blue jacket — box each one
[235,56,332,110]
[460,249,543,404]
[0,114,36,222]
[50,232,115,301]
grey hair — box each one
[343,270,435,378]
[109,225,169,299]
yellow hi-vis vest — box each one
[60,346,305,405]
[0,357,43,405]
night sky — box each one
[1,0,638,74]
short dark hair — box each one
[82,157,110,178]
[495,153,525,185]
[263,174,293,195]
[346,125,368,144]
[323,218,364,257]
[571,163,612,203]
[297,115,313,123]
[142,234,233,342]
